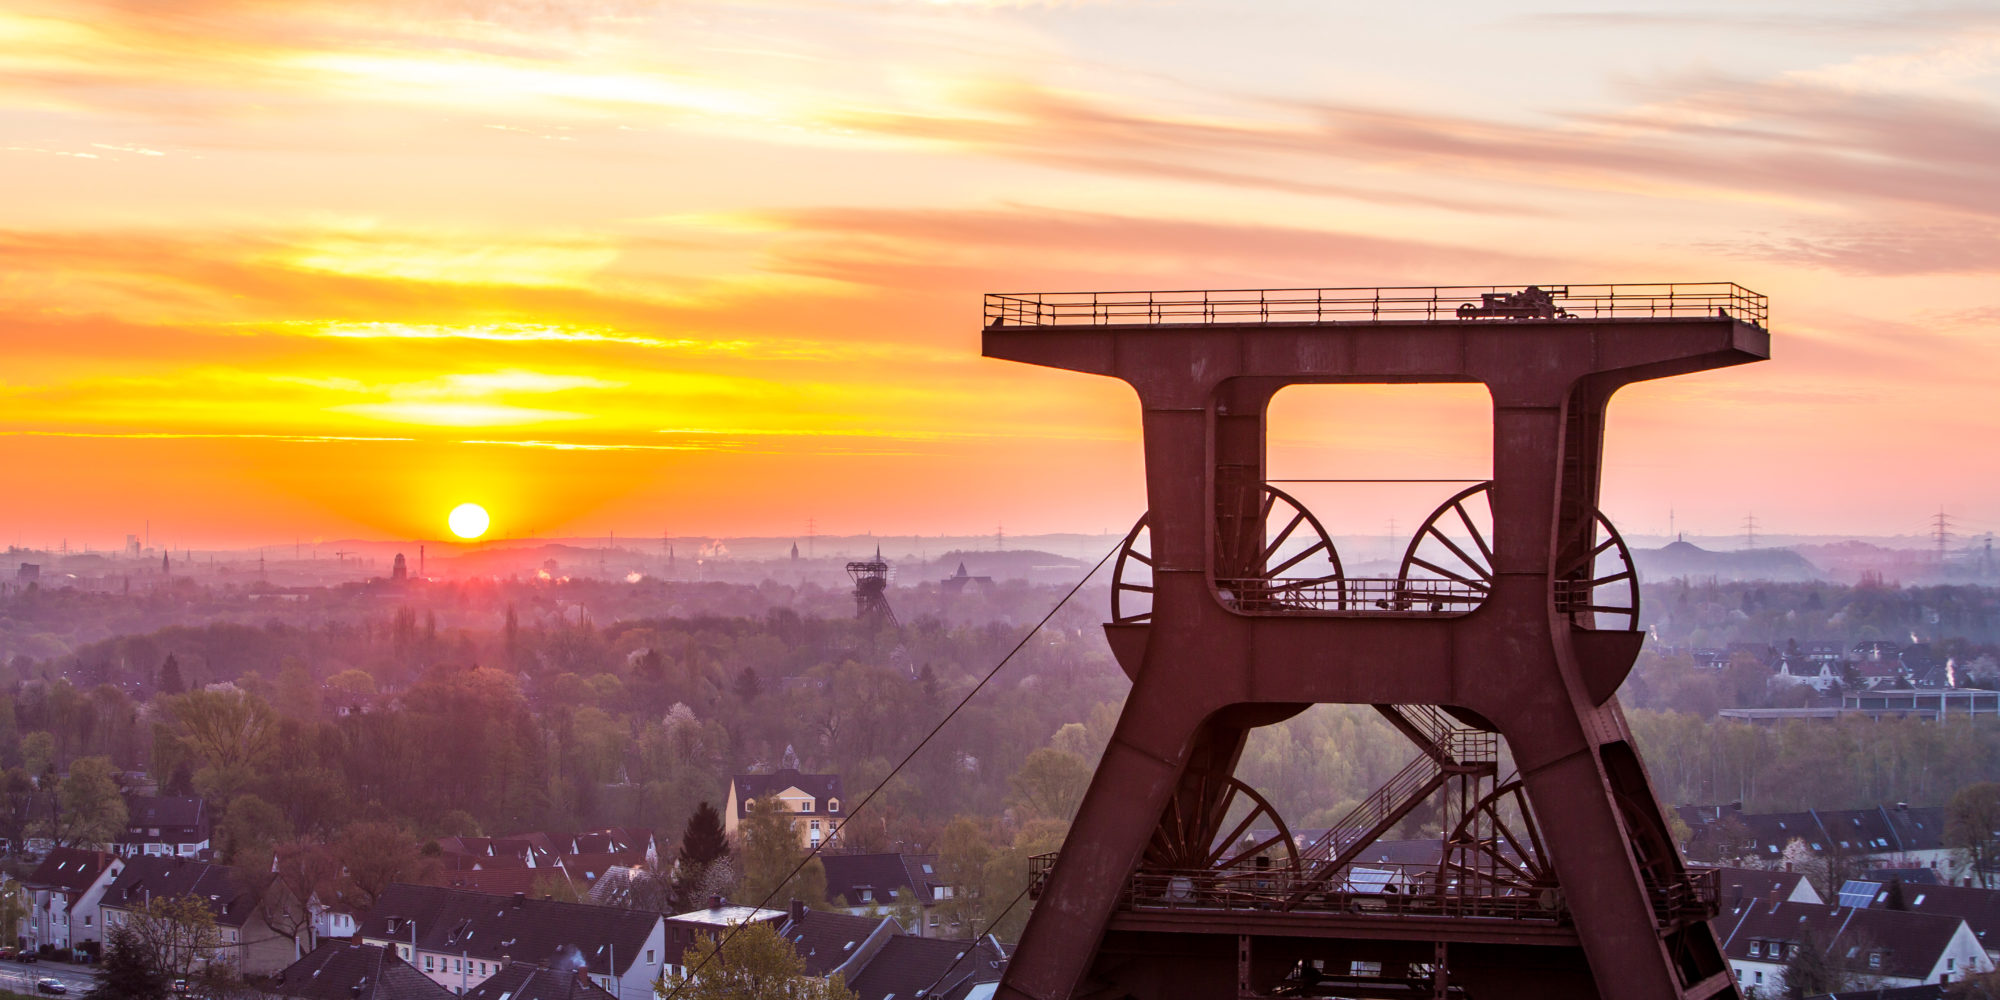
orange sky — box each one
[3,0,1999,548]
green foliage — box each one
[87,924,169,1000]
[1007,748,1090,822]
[0,878,28,944]
[660,919,856,1000]
[737,797,828,911]
[216,793,291,862]
[49,755,127,847]
[334,821,438,910]
[121,893,226,978]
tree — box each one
[0,768,36,857]
[20,732,54,776]
[87,924,170,1000]
[162,689,277,773]
[216,794,290,863]
[674,802,732,911]
[0,878,28,945]
[1007,748,1091,822]
[158,654,185,696]
[737,797,825,910]
[1948,783,2000,888]
[1778,927,1843,999]
[334,822,436,910]
[934,818,994,935]
[249,839,341,959]
[660,918,856,1000]
[49,756,127,847]
[120,893,227,978]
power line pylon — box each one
[1934,508,1954,565]
[984,282,1770,1000]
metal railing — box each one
[984,283,1766,329]
[1217,577,1486,616]
[1027,855,1719,927]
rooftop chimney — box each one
[788,898,807,925]
[513,892,527,908]
[709,895,724,911]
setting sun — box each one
[448,502,490,539]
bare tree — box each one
[117,894,227,979]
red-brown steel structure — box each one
[983,283,1769,1000]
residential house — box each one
[726,769,846,850]
[98,855,297,975]
[21,848,122,954]
[265,941,452,1000]
[1713,867,1822,906]
[821,853,959,937]
[843,933,1008,1000]
[356,884,666,999]
[661,900,786,980]
[461,959,620,1000]
[1860,881,2000,960]
[1713,898,1990,991]
[777,901,1006,1000]
[114,796,211,859]
[780,906,900,982]
[1683,803,1962,881]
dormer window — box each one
[1868,952,1881,970]
[1749,942,1762,957]
[800,799,814,812]
[828,799,839,813]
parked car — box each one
[34,978,67,995]
[19,950,39,963]
[0,947,16,960]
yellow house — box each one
[725,769,846,850]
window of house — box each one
[828,800,839,813]
[426,956,435,972]
[82,916,90,927]
[810,820,821,832]
[800,800,813,812]
[647,949,656,964]
[1748,942,1760,958]
[1754,972,1763,985]
[401,946,411,960]
[1948,957,1956,971]
[480,962,488,975]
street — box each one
[0,959,99,996]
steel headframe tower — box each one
[984,284,1770,1000]
[847,546,899,629]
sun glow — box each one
[448,502,490,539]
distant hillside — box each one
[1633,540,1822,583]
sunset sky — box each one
[4,0,1998,548]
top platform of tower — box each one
[983,282,1768,394]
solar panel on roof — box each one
[1838,880,1881,908]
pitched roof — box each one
[1884,806,1948,852]
[780,909,889,977]
[843,934,1007,1000]
[461,961,619,1000]
[821,854,924,908]
[1713,867,1813,906]
[121,795,207,831]
[269,942,453,1000]
[1867,882,2000,953]
[428,867,551,897]
[23,848,119,895]
[1716,899,1969,980]
[731,770,844,817]
[356,884,661,979]
[100,856,260,928]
